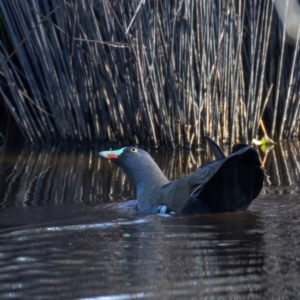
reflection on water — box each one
[262,142,300,194]
[0,145,211,209]
[1,142,300,209]
[0,143,300,299]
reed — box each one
[0,132,5,150]
[0,0,299,147]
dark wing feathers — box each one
[180,146,264,213]
[149,162,221,213]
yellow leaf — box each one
[260,136,267,145]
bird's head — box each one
[99,147,169,188]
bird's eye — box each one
[130,148,137,153]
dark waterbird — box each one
[99,137,264,215]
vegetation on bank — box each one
[0,0,299,147]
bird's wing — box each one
[147,145,263,214]
[182,146,264,213]
[148,162,220,213]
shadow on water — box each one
[0,143,300,298]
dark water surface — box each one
[0,143,300,299]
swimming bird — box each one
[99,137,264,215]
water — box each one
[0,142,300,299]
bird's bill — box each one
[99,148,126,159]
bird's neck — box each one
[130,164,169,200]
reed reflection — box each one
[260,142,300,194]
[0,142,300,209]
[0,145,210,208]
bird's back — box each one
[149,145,264,214]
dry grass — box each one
[0,0,299,147]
